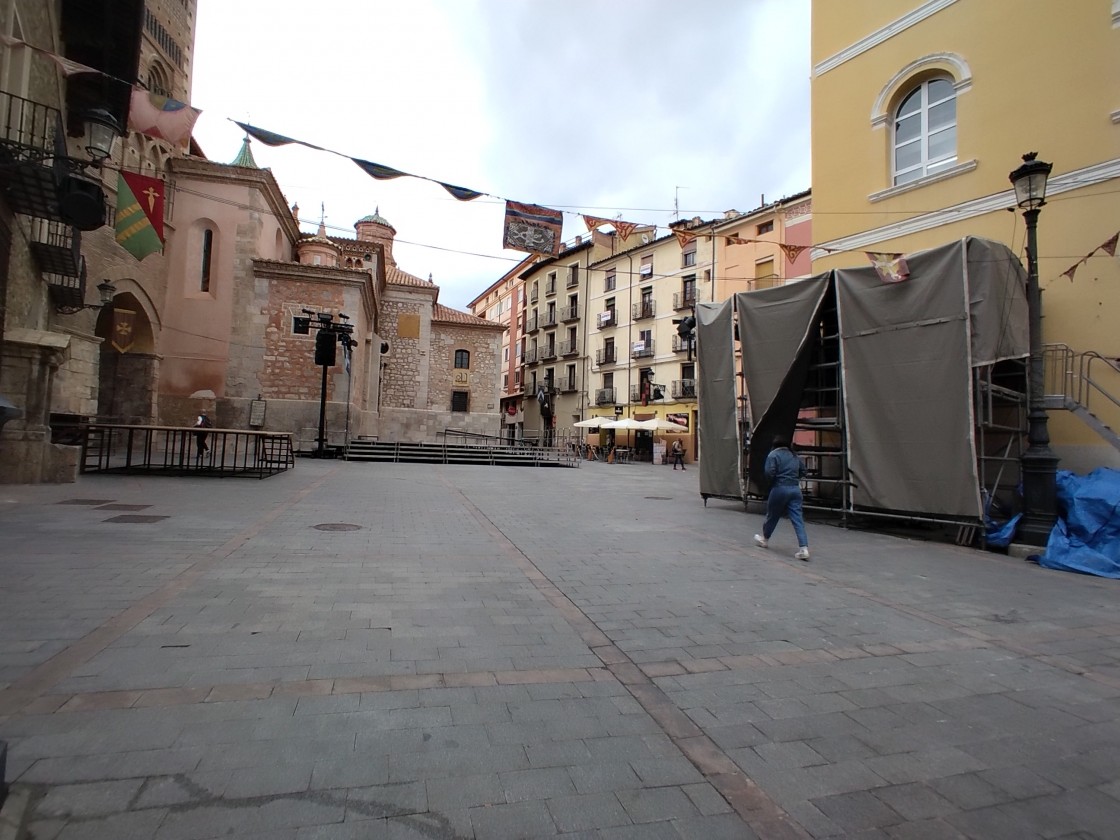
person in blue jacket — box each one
[754,435,810,561]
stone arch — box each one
[95,285,160,423]
[870,52,971,128]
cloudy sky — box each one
[190,0,812,311]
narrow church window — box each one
[454,349,470,369]
[200,229,213,292]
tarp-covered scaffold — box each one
[699,237,1030,523]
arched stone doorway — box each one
[95,292,158,423]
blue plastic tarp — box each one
[1039,468,1120,579]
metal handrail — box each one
[1043,343,1120,416]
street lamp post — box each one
[1009,152,1059,546]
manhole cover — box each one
[644,496,673,500]
[313,523,362,531]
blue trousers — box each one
[763,484,808,547]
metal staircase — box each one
[1043,345,1120,452]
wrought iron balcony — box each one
[673,290,697,311]
[566,268,579,288]
[559,340,579,356]
[596,347,617,366]
[539,344,557,361]
[673,334,693,353]
[597,310,617,329]
[631,340,655,359]
[529,288,539,303]
[561,376,579,393]
[545,277,556,295]
[595,388,616,405]
[45,256,87,312]
[559,304,580,322]
[30,218,82,277]
[540,311,558,329]
[523,347,538,364]
[632,301,656,320]
[526,315,539,333]
[672,379,697,400]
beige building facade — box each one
[810,0,1120,471]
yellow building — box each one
[810,0,1120,471]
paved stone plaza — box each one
[0,460,1118,839]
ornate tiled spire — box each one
[230,134,258,168]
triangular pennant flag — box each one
[45,52,99,77]
[1099,232,1118,257]
[778,242,809,263]
[613,220,638,241]
[503,201,563,255]
[111,308,136,353]
[128,88,201,144]
[115,171,165,260]
[867,252,910,283]
[1061,263,1079,283]
[233,121,299,147]
[673,230,697,249]
[352,158,408,180]
[582,215,612,232]
[439,182,484,201]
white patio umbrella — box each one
[637,418,684,432]
[600,418,645,430]
[573,417,609,428]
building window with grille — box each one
[200,229,213,292]
[451,391,469,412]
[894,77,956,185]
[454,349,470,369]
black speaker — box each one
[315,330,337,366]
[58,173,107,231]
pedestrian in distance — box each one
[671,438,686,470]
[193,411,213,463]
[754,434,810,561]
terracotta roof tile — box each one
[433,303,504,328]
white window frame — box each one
[893,76,957,186]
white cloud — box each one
[190,0,811,309]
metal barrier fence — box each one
[80,424,295,478]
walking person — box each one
[193,411,213,465]
[671,438,686,470]
[754,435,810,561]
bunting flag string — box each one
[1054,229,1119,283]
[867,252,910,283]
[0,33,99,76]
[778,242,809,263]
[503,201,564,255]
[582,215,613,233]
[673,230,697,249]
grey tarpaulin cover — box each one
[707,237,1028,519]
[696,299,740,499]
[736,275,832,494]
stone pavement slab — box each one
[1,461,1118,838]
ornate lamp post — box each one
[1009,152,1058,546]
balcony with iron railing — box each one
[545,277,557,296]
[45,256,87,312]
[631,340,655,360]
[526,315,539,333]
[539,344,557,361]
[632,301,655,320]
[595,388,616,405]
[597,310,617,330]
[596,347,618,366]
[672,334,691,353]
[672,379,697,400]
[529,287,539,303]
[566,267,579,288]
[559,304,580,322]
[523,347,538,365]
[539,311,558,329]
[560,375,579,393]
[559,339,579,356]
[673,290,696,311]
[30,217,82,277]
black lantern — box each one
[80,108,122,161]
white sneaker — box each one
[795,547,810,561]
[753,534,768,548]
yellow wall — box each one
[810,0,1120,467]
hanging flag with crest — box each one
[867,252,910,283]
[128,88,201,144]
[115,171,165,261]
[110,308,136,353]
[503,201,563,255]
